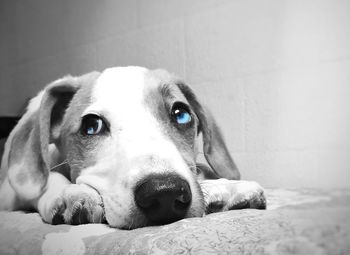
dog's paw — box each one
[48,184,105,225]
[200,179,266,214]
[225,181,266,211]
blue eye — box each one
[81,114,106,135]
[175,110,191,124]
[172,105,192,125]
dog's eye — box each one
[172,103,192,125]
[81,114,106,135]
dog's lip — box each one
[75,175,109,194]
[79,181,103,196]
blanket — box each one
[0,189,349,254]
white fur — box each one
[35,172,70,223]
[27,90,44,114]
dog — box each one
[0,66,265,229]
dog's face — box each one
[55,67,204,228]
[6,66,240,229]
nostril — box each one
[138,198,160,211]
[134,173,192,224]
[174,192,191,210]
[178,187,191,203]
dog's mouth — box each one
[98,173,205,229]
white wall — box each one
[1,0,349,188]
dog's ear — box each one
[6,72,99,200]
[177,82,241,180]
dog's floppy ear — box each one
[6,72,99,200]
[177,82,240,180]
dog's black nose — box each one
[134,174,192,225]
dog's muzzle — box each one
[134,173,192,225]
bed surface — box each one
[1,188,349,255]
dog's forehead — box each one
[86,66,183,119]
[89,67,160,112]
[94,66,149,103]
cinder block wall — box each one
[1,0,349,188]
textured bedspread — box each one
[1,189,349,255]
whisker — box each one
[50,160,68,171]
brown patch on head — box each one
[53,72,101,182]
[142,69,199,173]
[58,72,101,142]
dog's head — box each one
[7,66,240,229]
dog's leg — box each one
[199,179,266,214]
[33,172,105,224]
